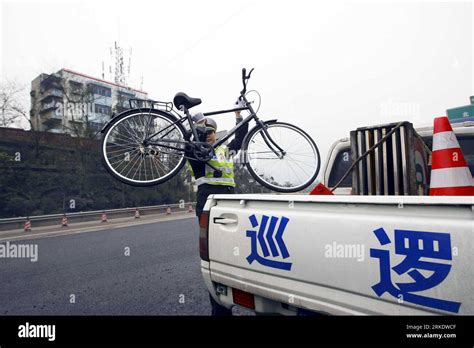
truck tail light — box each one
[232,288,255,310]
[199,211,210,261]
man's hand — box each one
[234,98,246,119]
[234,98,246,109]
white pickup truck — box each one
[200,120,474,315]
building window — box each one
[69,81,83,94]
[89,84,111,97]
[118,92,134,99]
[95,104,112,115]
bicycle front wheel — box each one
[101,109,187,186]
[244,121,321,192]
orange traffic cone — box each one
[134,209,140,219]
[24,219,31,232]
[62,214,68,227]
[166,207,171,215]
[430,117,474,196]
[101,212,107,223]
[188,204,193,213]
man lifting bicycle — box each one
[186,100,248,220]
[185,100,248,316]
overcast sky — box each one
[1,0,473,166]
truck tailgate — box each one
[207,194,474,315]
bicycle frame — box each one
[142,93,285,160]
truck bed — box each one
[202,194,473,315]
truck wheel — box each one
[209,294,232,316]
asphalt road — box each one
[0,217,221,315]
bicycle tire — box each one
[243,121,321,192]
[101,108,187,187]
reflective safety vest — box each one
[191,145,235,187]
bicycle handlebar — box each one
[240,67,254,97]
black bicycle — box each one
[100,68,321,192]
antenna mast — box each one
[102,42,134,87]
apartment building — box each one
[30,69,148,136]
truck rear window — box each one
[328,149,352,188]
[328,135,474,188]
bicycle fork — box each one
[256,119,286,159]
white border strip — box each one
[432,131,461,151]
[430,167,474,188]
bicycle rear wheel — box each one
[243,121,320,192]
[101,109,187,186]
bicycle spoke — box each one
[120,150,141,177]
[111,128,140,145]
[113,154,137,175]
[138,156,143,181]
[117,121,141,143]
[144,153,148,181]
[108,151,137,162]
[124,151,143,179]
[106,146,138,155]
[124,117,142,141]
[151,156,165,177]
[106,143,138,154]
[109,149,140,167]
[153,155,168,178]
[132,154,144,180]
[146,155,155,180]
[286,158,305,183]
[283,156,317,167]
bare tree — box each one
[0,80,27,128]
[61,81,101,139]
[0,79,44,157]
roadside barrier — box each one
[0,203,197,231]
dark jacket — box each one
[186,118,249,179]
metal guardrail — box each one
[0,202,196,231]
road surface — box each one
[0,217,251,315]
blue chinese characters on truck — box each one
[246,214,292,271]
[370,227,461,313]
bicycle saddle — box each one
[173,92,202,110]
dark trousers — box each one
[195,184,235,219]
